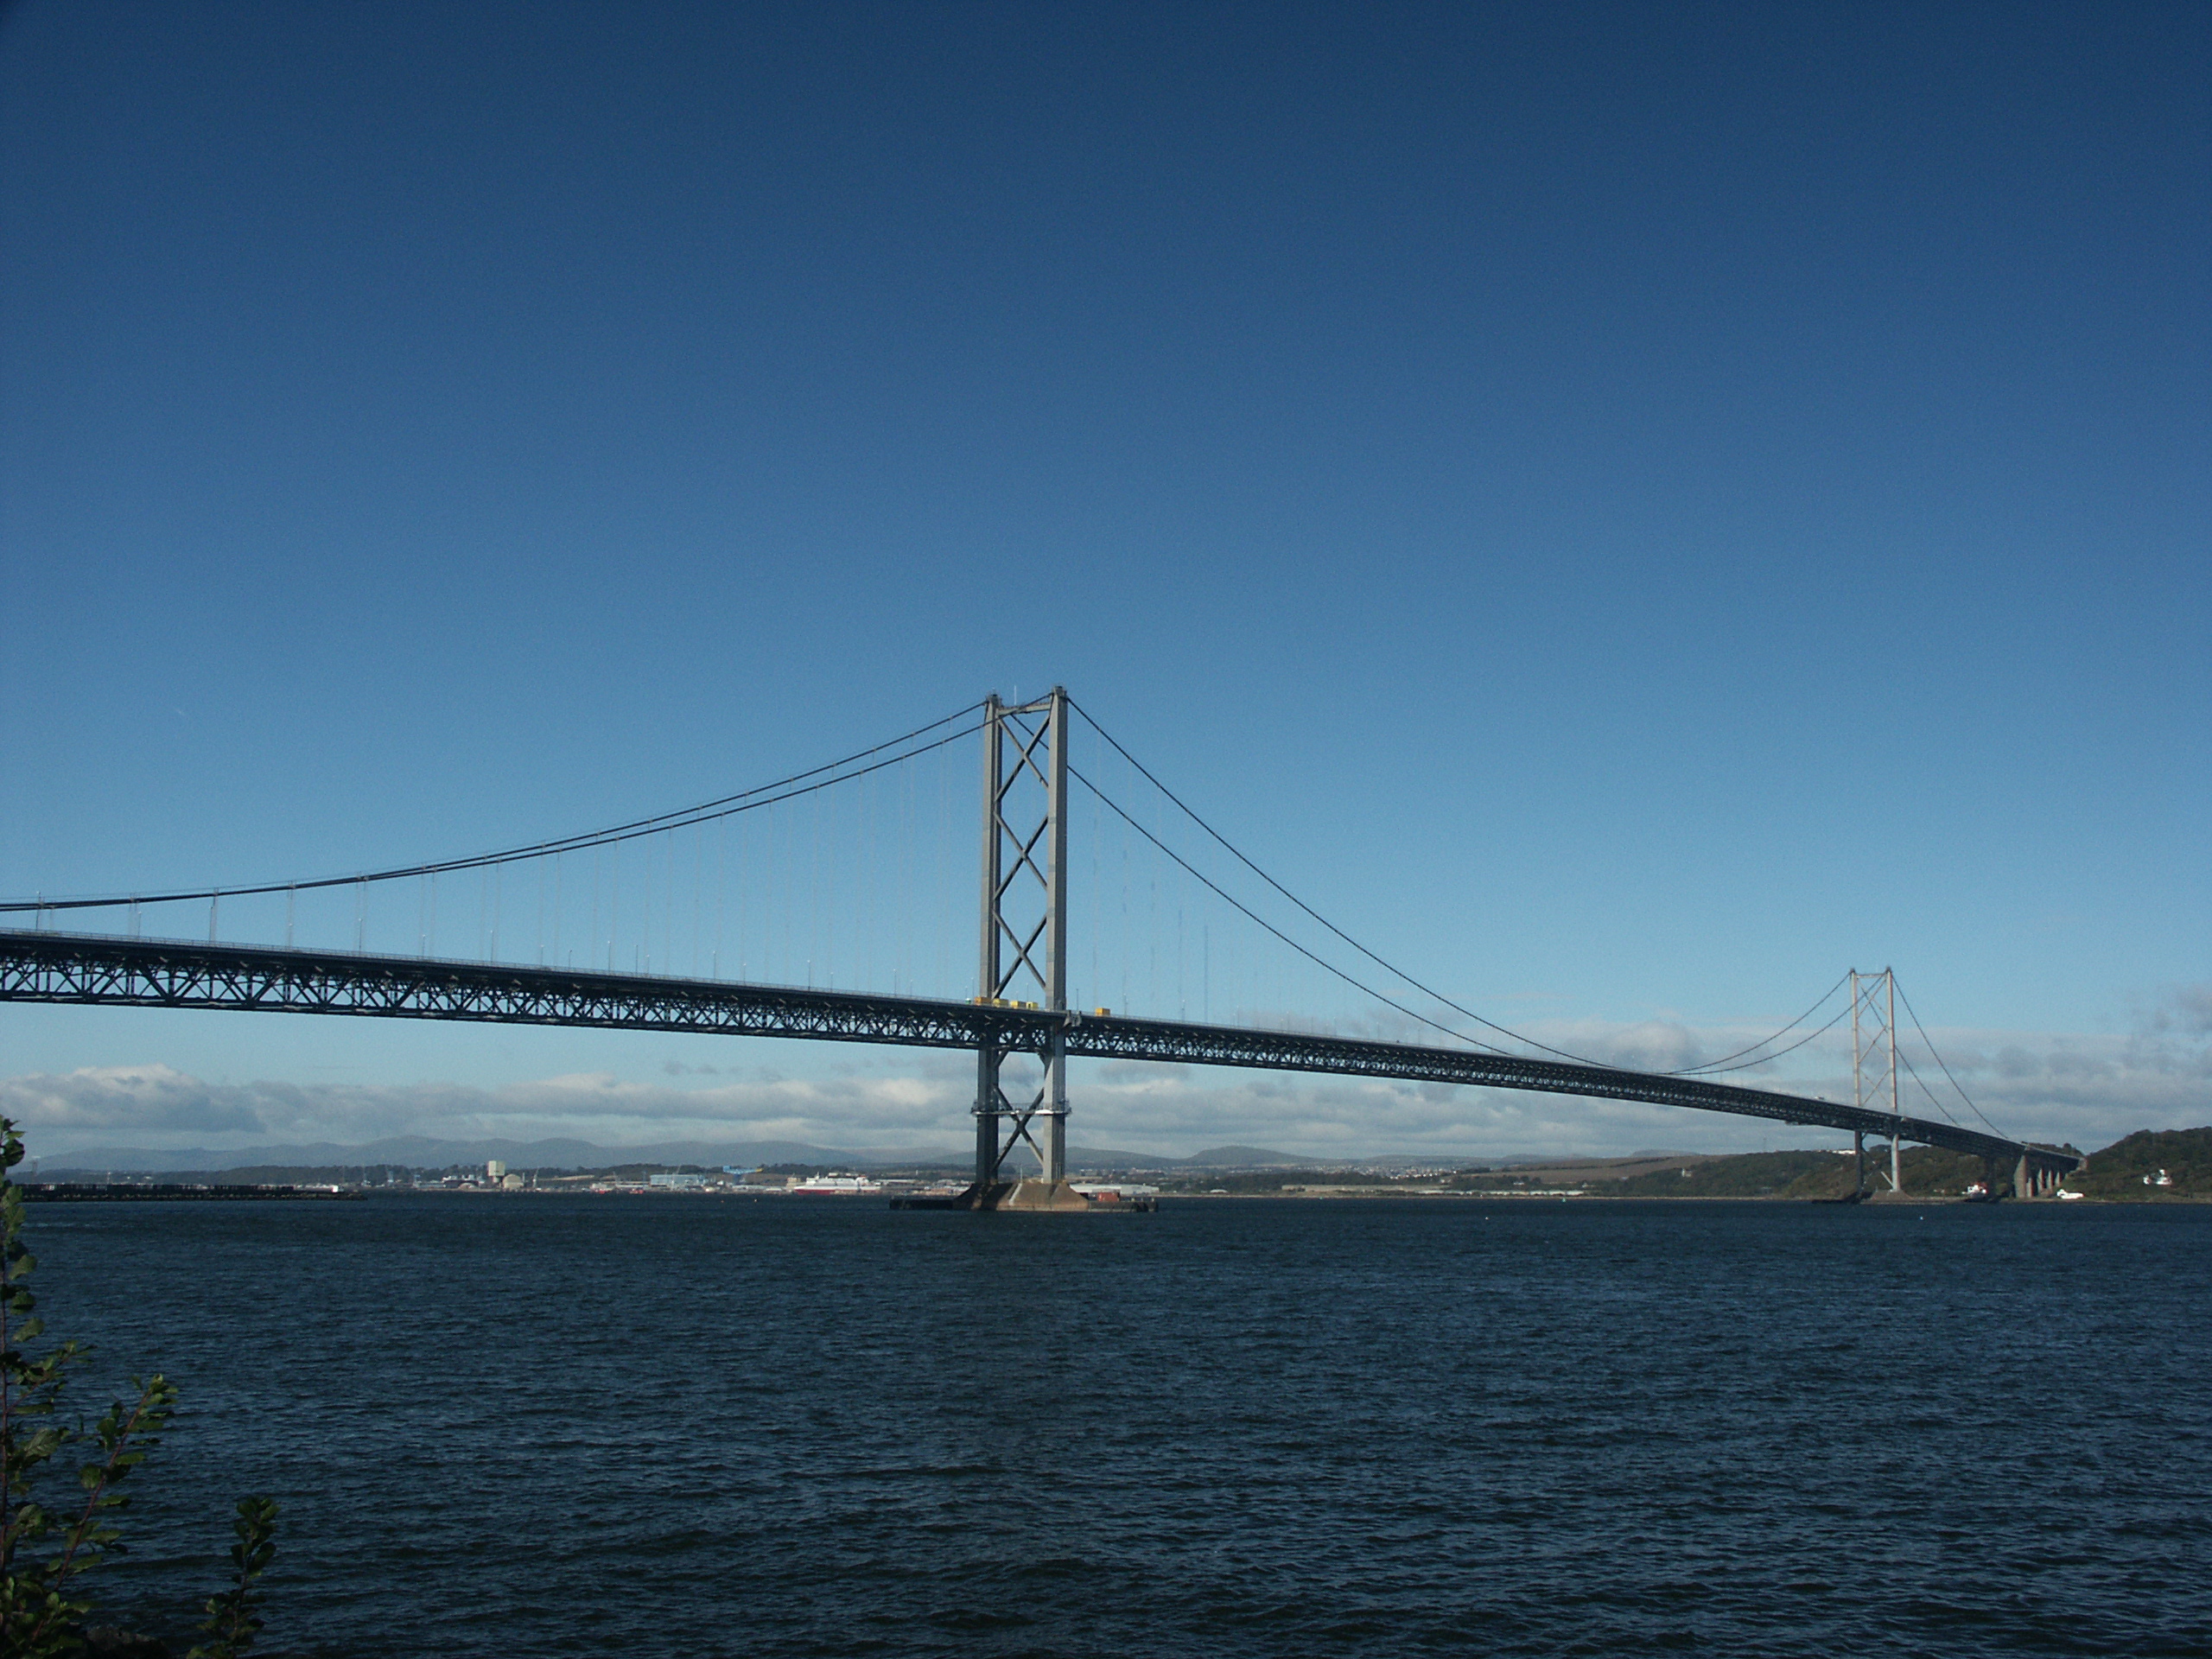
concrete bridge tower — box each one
[1850,968,1901,1196]
[968,688,1083,1209]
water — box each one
[28,1195,2212,1656]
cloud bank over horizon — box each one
[6,994,2204,1161]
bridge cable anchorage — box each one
[0,702,988,919]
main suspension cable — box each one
[3,703,986,917]
[1069,698,1618,1064]
[1071,764,1516,1057]
[1897,1047,1963,1127]
[1074,696,1846,1077]
[1683,998,1855,1076]
[1895,978,2008,1139]
[1675,970,1853,1074]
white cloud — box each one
[0,1064,268,1134]
[3,1000,2204,1160]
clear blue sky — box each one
[2,2,2205,1160]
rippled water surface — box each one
[31,1195,2212,1656]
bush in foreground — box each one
[1,1117,278,1657]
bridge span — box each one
[0,928,2082,1185]
[0,690,2080,1198]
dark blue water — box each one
[29,1195,2212,1656]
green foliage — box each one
[2075,1128,2212,1199]
[1605,1144,2017,1199]
[186,1497,279,1659]
[1,1117,280,1655]
[1608,1150,1850,1198]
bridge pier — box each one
[975,1059,1001,1189]
[1039,1106,1065,1185]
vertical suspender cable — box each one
[859,769,870,990]
[1090,783,1100,1010]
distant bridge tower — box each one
[972,689,1072,1197]
[1850,968,1900,1194]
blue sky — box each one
[2,2,2206,1160]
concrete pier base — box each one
[966,1178,1094,1212]
[891,1179,1153,1212]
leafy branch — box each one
[1,1116,281,1656]
[187,1497,280,1659]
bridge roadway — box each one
[0,931,2080,1173]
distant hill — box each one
[30,1135,959,1177]
[2074,1128,2212,1199]
[1599,1136,2181,1200]
[1174,1145,1315,1168]
[1607,1149,1857,1198]
[34,1134,1321,1179]
[54,1130,2196,1192]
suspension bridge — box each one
[0,690,2080,1204]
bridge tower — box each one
[971,689,1075,1202]
[1849,968,1900,1194]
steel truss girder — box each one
[0,931,2079,1174]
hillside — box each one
[2072,1128,2212,1200]
[1604,1143,2063,1199]
[1607,1150,1853,1198]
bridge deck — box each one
[0,931,2077,1171]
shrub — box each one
[1,1117,278,1657]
